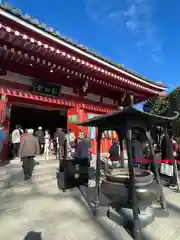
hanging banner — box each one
[112,131,118,139]
[0,100,5,123]
[108,130,112,140]
[88,113,96,140]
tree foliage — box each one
[168,87,180,137]
[168,87,180,113]
[143,96,168,116]
[143,87,180,138]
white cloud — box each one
[121,0,162,61]
[85,0,162,62]
[126,20,137,31]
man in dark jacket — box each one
[132,136,145,168]
[54,128,65,160]
[20,129,39,180]
[74,137,90,161]
[35,126,44,155]
[108,139,120,168]
[161,132,177,187]
[109,139,120,161]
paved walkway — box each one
[91,158,180,239]
[0,157,132,240]
[1,157,180,239]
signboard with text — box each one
[33,82,61,97]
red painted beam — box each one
[0,56,147,101]
[0,23,162,94]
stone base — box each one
[108,203,155,231]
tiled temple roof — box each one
[0,2,165,89]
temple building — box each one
[0,3,166,158]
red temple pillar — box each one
[67,107,96,155]
[67,107,87,138]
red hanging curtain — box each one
[0,99,5,124]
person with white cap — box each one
[20,129,39,180]
[35,126,44,155]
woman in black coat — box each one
[109,139,120,161]
[161,132,176,187]
[132,136,145,168]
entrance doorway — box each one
[10,104,67,135]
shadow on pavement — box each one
[3,170,24,189]
[23,231,42,240]
[2,160,179,240]
[73,193,133,240]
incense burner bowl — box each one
[101,168,158,206]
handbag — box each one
[160,162,173,176]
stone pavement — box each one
[1,156,180,240]
[141,184,180,240]
[0,156,132,240]
[92,157,180,239]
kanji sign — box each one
[33,82,60,97]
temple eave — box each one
[0,21,165,95]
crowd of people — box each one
[5,125,92,180]
[0,123,180,188]
[108,130,180,189]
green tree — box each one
[143,96,168,116]
[168,87,180,138]
[143,87,180,139]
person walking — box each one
[19,129,39,180]
[73,134,90,185]
[44,130,51,161]
[132,135,144,168]
[161,131,177,188]
[66,129,75,158]
[54,128,65,160]
[109,138,120,168]
[35,126,44,155]
[11,125,23,159]
[74,134,90,163]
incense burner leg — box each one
[146,131,168,211]
[125,127,141,240]
[94,128,102,216]
[173,159,180,193]
[120,138,125,168]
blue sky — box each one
[4,0,180,92]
